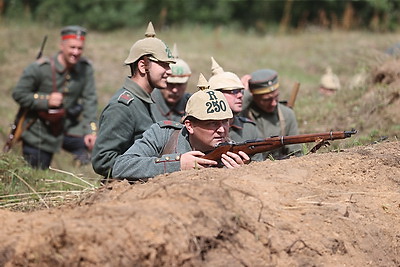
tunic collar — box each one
[230,116,243,130]
[123,77,154,104]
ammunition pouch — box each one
[38,108,65,136]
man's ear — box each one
[137,59,147,75]
[184,120,194,134]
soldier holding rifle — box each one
[241,69,302,160]
[112,74,250,181]
[11,26,98,169]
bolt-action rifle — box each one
[202,129,357,164]
[3,35,48,152]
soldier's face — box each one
[148,60,172,89]
[252,89,279,113]
[221,89,244,114]
[60,39,84,67]
[161,82,187,106]
[185,119,230,151]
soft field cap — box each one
[183,73,233,121]
[249,69,279,95]
[208,57,244,90]
[124,22,175,65]
[320,67,341,90]
[61,25,86,41]
[167,43,191,84]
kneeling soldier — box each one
[112,74,250,181]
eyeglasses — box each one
[223,89,244,95]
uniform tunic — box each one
[150,89,191,122]
[112,121,187,181]
[12,53,98,153]
[229,115,263,162]
[241,102,302,160]
[92,77,157,176]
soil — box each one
[0,140,399,266]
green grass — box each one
[0,23,398,209]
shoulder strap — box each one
[277,105,286,136]
[50,57,57,92]
[161,129,180,155]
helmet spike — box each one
[172,43,179,59]
[211,57,224,75]
[197,73,209,90]
[145,22,156,38]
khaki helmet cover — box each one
[208,57,244,90]
[167,43,192,84]
[320,67,341,90]
[183,73,233,121]
[249,69,280,95]
[124,22,175,64]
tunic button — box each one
[155,159,160,162]
[165,157,170,160]
[176,155,180,160]
[33,93,39,99]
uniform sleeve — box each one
[12,63,50,111]
[91,102,137,176]
[112,124,181,180]
[80,63,98,135]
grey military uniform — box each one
[112,121,189,181]
[92,77,157,176]
[229,115,263,162]
[150,89,191,122]
[241,101,302,160]
[12,53,98,153]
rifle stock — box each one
[202,129,357,162]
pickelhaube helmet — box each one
[249,69,280,95]
[124,22,175,65]
[183,73,233,121]
[208,57,244,91]
[167,43,192,84]
[320,67,341,90]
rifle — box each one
[202,129,357,164]
[3,35,48,153]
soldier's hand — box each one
[48,92,63,108]
[220,151,250,169]
[180,151,218,170]
[84,133,97,151]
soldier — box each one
[241,69,302,160]
[208,57,260,143]
[12,25,98,169]
[92,22,175,177]
[151,43,192,122]
[112,74,250,181]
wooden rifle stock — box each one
[202,129,357,162]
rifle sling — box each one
[161,129,180,155]
[277,105,286,136]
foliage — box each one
[2,0,400,32]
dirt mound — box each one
[0,141,399,266]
